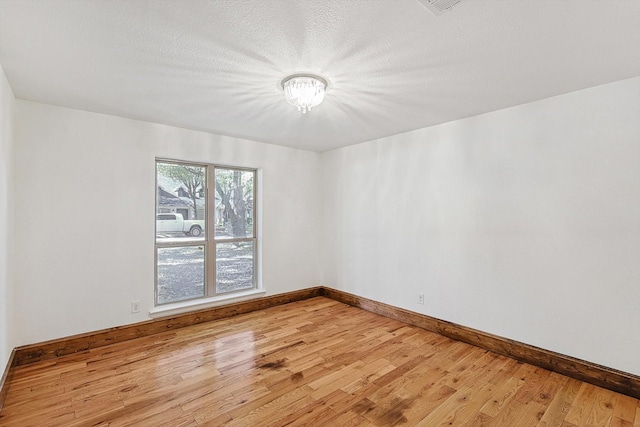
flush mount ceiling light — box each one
[281,74,327,114]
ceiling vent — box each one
[417,0,463,15]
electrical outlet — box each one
[131,300,140,314]
[418,293,424,305]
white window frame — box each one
[154,159,258,308]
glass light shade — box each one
[281,74,327,114]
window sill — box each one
[149,289,266,318]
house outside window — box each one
[155,160,257,305]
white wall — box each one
[7,76,640,378]
[12,101,323,345]
[322,77,640,375]
[0,64,15,371]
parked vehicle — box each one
[156,213,205,237]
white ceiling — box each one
[1,0,639,152]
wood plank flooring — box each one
[1,297,638,426]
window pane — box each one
[156,162,206,242]
[216,241,254,294]
[214,169,254,239]
[157,246,205,304]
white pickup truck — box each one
[156,213,205,237]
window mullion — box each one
[206,165,217,297]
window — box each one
[155,160,257,306]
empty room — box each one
[0,0,639,426]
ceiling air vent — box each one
[417,0,463,15]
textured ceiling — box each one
[1,0,639,152]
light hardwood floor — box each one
[1,297,638,426]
